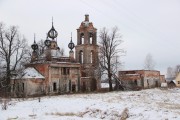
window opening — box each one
[79,51,83,64]
[72,84,76,92]
[134,80,137,85]
[53,82,57,91]
[90,51,93,63]
[80,33,84,44]
[89,33,93,44]
[22,83,24,91]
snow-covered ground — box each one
[1,88,180,120]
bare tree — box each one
[37,39,45,56]
[174,65,180,77]
[144,53,155,70]
[0,22,29,95]
[60,47,65,56]
[99,27,124,91]
[166,66,174,78]
[166,65,180,79]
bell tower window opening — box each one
[89,33,93,44]
[90,50,94,63]
[80,33,84,44]
[82,37,84,44]
[90,37,93,44]
[79,50,84,64]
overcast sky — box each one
[0,0,180,75]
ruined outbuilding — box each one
[119,70,165,89]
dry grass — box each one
[7,116,18,120]
[46,108,123,120]
[46,112,77,117]
[157,102,180,110]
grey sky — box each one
[0,0,180,75]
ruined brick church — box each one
[13,15,100,96]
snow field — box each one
[0,88,180,120]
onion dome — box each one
[44,35,51,47]
[48,18,58,39]
[31,34,38,51]
[68,33,75,51]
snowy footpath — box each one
[0,88,180,120]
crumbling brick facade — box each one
[12,15,100,96]
[25,62,81,95]
[119,70,163,89]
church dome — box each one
[31,35,38,51]
[48,19,58,39]
[68,33,75,51]
[44,35,51,47]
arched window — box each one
[90,50,94,63]
[80,33,84,44]
[134,79,137,86]
[72,84,76,92]
[90,52,92,63]
[53,82,57,91]
[90,37,92,44]
[69,80,71,92]
[89,33,93,44]
[79,50,83,64]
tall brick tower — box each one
[75,14,100,91]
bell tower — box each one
[76,14,98,65]
[75,14,100,91]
